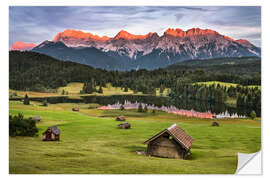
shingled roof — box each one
[143,124,194,150]
[43,125,61,135]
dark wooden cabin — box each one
[72,107,80,112]
[118,122,131,129]
[212,121,220,126]
[29,116,41,122]
[116,116,126,121]
[42,126,61,141]
[144,124,194,159]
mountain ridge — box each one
[26,28,261,70]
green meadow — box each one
[10,82,170,99]
[9,101,261,174]
[195,81,261,89]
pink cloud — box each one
[11,41,36,51]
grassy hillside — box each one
[10,82,170,98]
[9,101,261,174]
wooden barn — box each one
[29,116,41,122]
[212,121,220,126]
[72,107,80,112]
[42,126,61,141]
[118,122,131,129]
[116,116,126,121]
[144,124,194,159]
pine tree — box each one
[138,103,143,112]
[23,94,30,105]
[42,99,48,106]
[98,86,103,94]
[250,110,256,119]
[143,105,148,112]
[120,104,125,111]
[124,86,128,92]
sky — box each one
[9,6,261,48]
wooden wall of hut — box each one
[147,134,187,159]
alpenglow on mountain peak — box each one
[30,27,261,70]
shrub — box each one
[250,110,256,119]
[9,113,38,137]
[120,104,125,111]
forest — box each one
[9,51,261,116]
[9,51,261,91]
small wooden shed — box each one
[144,124,194,159]
[118,122,131,129]
[72,107,80,112]
[212,121,219,126]
[42,126,61,141]
[116,116,126,121]
[29,116,42,122]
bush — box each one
[250,110,256,119]
[9,113,38,137]
[120,104,125,111]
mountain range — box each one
[14,28,261,70]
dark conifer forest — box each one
[9,51,261,115]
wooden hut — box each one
[143,124,194,159]
[118,123,131,129]
[212,121,220,126]
[29,116,41,122]
[72,107,80,112]
[116,116,126,121]
[42,126,61,141]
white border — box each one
[2,0,270,179]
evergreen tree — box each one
[42,99,48,107]
[160,84,165,95]
[250,110,256,119]
[138,103,143,112]
[120,104,125,111]
[143,105,148,112]
[124,86,128,92]
[23,94,30,105]
[98,86,103,94]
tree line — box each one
[10,51,261,94]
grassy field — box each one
[195,81,261,89]
[11,81,258,100]
[9,100,261,174]
[10,83,171,99]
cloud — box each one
[175,13,185,22]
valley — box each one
[9,100,261,174]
